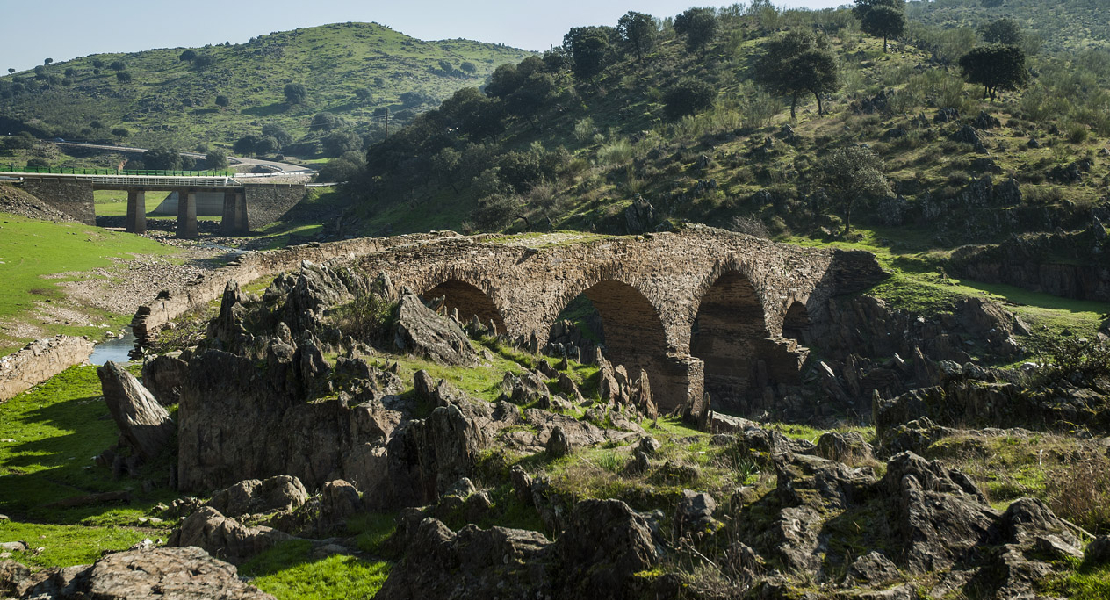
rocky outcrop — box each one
[0,335,94,401]
[169,506,292,563]
[0,546,273,599]
[207,475,308,518]
[96,360,175,460]
[393,294,477,366]
[140,353,189,405]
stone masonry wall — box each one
[0,335,95,400]
[20,179,96,225]
[243,184,306,230]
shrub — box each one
[332,292,395,342]
[1046,454,1110,534]
[664,79,715,121]
[1066,123,1089,144]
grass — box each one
[0,211,178,356]
[240,540,392,600]
[92,190,165,217]
[1041,564,1110,600]
[0,365,179,567]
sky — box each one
[0,0,847,74]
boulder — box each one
[674,490,718,539]
[321,479,362,523]
[848,551,902,586]
[207,475,308,518]
[140,353,188,405]
[546,425,570,457]
[169,506,292,564]
[393,294,477,366]
[1086,535,1110,566]
[815,431,874,464]
[556,499,660,595]
[624,195,655,234]
[96,360,175,460]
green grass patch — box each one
[1040,563,1110,600]
[0,521,148,568]
[240,540,392,600]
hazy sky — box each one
[1,0,846,73]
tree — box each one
[959,43,1028,100]
[262,123,292,147]
[354,87,373,104]
[179,49,197,62]
[663,78,715,120]
[206,148,228,169]
[674,7,719,53]
[7,68,14,74]
[815,146,891,234]
[111,128,130,138]
[310,112,342,131]
[562,26,613,81]
[616,11,657,62]
[978,18,1022,45]
[460,61,477,74]
[44,58,53,65]
[254,136,280,155]
[109,61,126,72]
[142,147,182,171]
[323,131,362,157]
[754,31,840,118]
[115,71,132,84]
[316,151,365,183]
[284,83,307,105]
[233,135,260,156]
[215,94,229,108]
[853,0,904,52]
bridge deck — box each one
[7,172,243,191]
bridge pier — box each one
[125,190,146,234]
[176,190,199,239]
[221,192,248,235]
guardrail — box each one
[1,164,235,177]
[88,175,240,188]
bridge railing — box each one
[0,164,235,177]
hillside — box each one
[907,0,1110,55]
[349,1,1109,305]
[0,22,532,155]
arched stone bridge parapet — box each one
[348,227,885,411]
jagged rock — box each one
[169,507,292,564]
[764,505,823,573]
[879,417,956,456]
[1027,136,1042,148]
[776,453,872,511]
[636,436,661,455]
[624,195,655,234]
[1001,497,1081,550]
[140,353,188,405]
[321,480,362,523]
[848,551,902,586]
[973,111,1001,129]
[881,452,996,574]
[934,107,959,123]
[674,490,718,539]
[208,280,252,351]
[557,499,659,594]
[1,547,274,600]
[546,425,570,457]
[815,431,874,464]
[510,465,533,505]
[207,475,308,517]
[96,360,175,460]
[500,370,551,406]
[393,294,477,366]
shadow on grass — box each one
[241,103,288,117]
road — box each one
[52,141,316,178]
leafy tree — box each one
[354,87,373,104]
[206,148,228,169]
[663,78,715,120]
[179,49,197,62]
[853,0,904,52]
[215,94,229,108]
[978,18,1022,45]
[562,26,613,81]
[261,123,292,147]
[284,83,307,105]
[3,132,35,151]
[815,146,891,234]
[310,112,342,131]
[959,43,1028,100]
[26,157,50,169]
[674,7,719,53]
[233,135,260,156]
[399,91,435,108]
[753,30,840,118]
[142,147,182,171]
[254,136,280,154]
[485,57,555,127]
[616,11,658,62]
[111,127,129,138]
[115,71,132,84]
[193,55,216,69]
[109,61,125,72]
[439,87,505,139]
[460,61,477,74]
[44,58,53,65]
[316,151,365,183]
[7,68,14,74]
[323,131,362,157]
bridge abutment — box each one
[125,190,146,234]
[20,179,96,224]
[176,190,198,239]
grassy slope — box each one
[0,22,532,153]
[0,211,178,356]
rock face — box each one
[96,360,175,460]
[207,475,308,518]
[140,353,189,405]
[393,294,477,366]
[169,506,292,563]
[0,335,95,401]
[0,547,273,599]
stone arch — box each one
[782,301,812,345]
[419,278,506,333]
[690,270,771,411]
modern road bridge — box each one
[8,172,305,237]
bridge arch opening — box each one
[690,271,770,412]
[782,301,811,345]
[419,279,506,333]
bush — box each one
[332,292,395,342]
[25,157,50,169]
[1047,453,1110,534]
[664,79,715,121]
[1066,123,1089,144]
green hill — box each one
[0,22,532,155]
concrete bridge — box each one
[345,228,885,413]
[11,172,305,237]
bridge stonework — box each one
[349,228,885,412]
[20,179,96,225]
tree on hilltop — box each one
[959,43,1028,100]
[978,18,1022,45]
[674,7,719,54]
[754,30,840,118]
[563,26,613,81]
[616,11,658,62]
[853,0,904,52]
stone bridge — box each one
[14,173,304,237]
[346,228,885,413]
